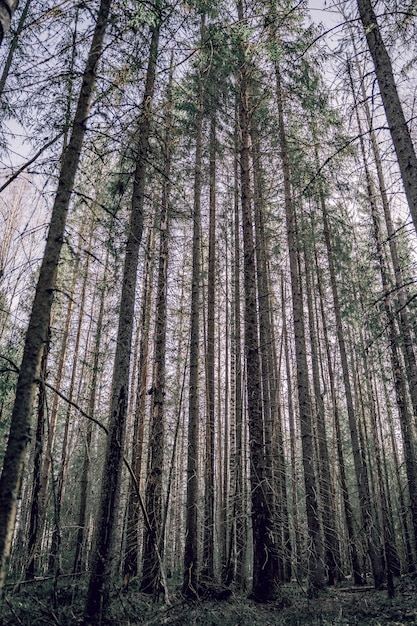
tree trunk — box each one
[85,15,160,623]
[356,0,417,233]
[319,183,385,589]
[25,336,49,580]
[182,14,205,598]
[140,89,173,589]
[0,0,31,97]
[303,232,341,586]
[0,0,112,592]
[237,3,280,600]
[73,244,110,574]
[202,112,216,584]
[275,63,324,597]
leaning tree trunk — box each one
[350,68,417,557]
[85,15,161,623]
[356,0,417,233]
[0,0,112,592]
[0,0,31,97]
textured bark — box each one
[281,275,303,582]
[238,4,280,600]
[73,247,109,574]
[202,112,216,583]
[182,15,205,598]
[0,0,112,592]
[0,0,18,45]
[25,339,48,580]
[356,0,417,233]
[320,190,385,589]
[315,253,363,585]
[303,235,341,586]
[276,64,324,597]
[252,119,288,582]
[85,16,160,623]
[350,63,417,559]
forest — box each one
[0,0,417,624]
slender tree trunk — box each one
[237,3,280,600]
[85,15,160,622]
[25,337,49,580]
[73,245,110,574]
[202,112,216,584]
[0,0,112,592]
[303,233,341,586]
[281,274,303,582]
[314,253,363,585]
[275,63,324,597]
[0,0,31,97]
[140,72,174,589]
[356,0,417,233]
[319,184,385,588]
[182,14,205,598]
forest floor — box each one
[0,573,417,625]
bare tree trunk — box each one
[0,0,112,592]
[275,63,324,597]
[0,0,31,97]
[73,245,110,574]
[302,231,341,586]
[85,15,161,622]
[25,336,49,580]
[314,252,363,585]
[202,112,216,584]
[182,15,205,598]
[356,0,417,233]
[237,3,280,600]
[281,274,303,582]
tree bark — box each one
[275,63,324,597]
[85,14,160,622]
[182,14,205,598]
[0,0,112,592]
[237,3,280,600]
[202,112,216,584]
[356,0,417,233]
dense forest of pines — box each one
[1,0,417,624]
